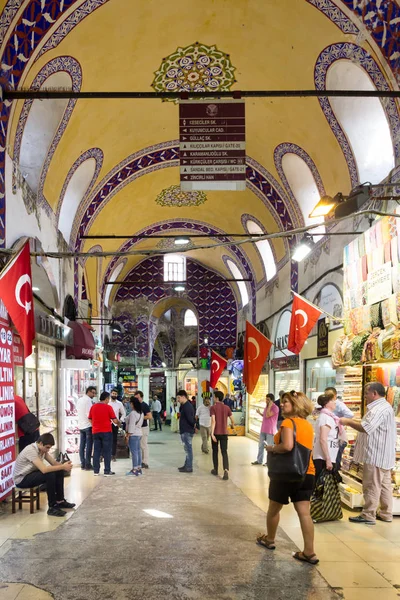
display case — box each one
[305,358,336,402]
[274,369,300,398]
[37,343,58,442]
[247,374,268,437]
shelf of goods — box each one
[248,375,268,437]
[336,363,400,514]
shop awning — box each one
[66,321,95,359]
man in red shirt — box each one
[88,391,118,476]
[14,395,40,452]
[210,390,235,480]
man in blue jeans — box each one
[177,390,195,473]
[88,391,119,476]
[77,385,96,470]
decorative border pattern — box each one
[37,0,110,59]
[315,42,400,187]
[0,0,79,245]
[274,143,326,230]
[56,147,103,222]
[13,56,82,214]
[0,1,23,49]
[306,0,358,33]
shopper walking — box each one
[134,390,152,469]
[196,397,211,453]
[325,386,354,468]
[210,390,235,480]
[77,386,96,470]
[313,393,340,480]
[178,390,196,473]
[251,393,279,466]
[151,395,162,431]
[340,381,396,524]
[88,391,118,476]
[13,433,75,517]
[125,397,144,476]
[109,388,126,461]
[257,391,319,565]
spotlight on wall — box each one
[292,235,314,262]
[161,361,167,368]
[174,236,190,246]
[309,195,342,219]
[174,285,185,292]
[204,337,209,345]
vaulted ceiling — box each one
[3,0,398,318]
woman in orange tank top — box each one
[256,391,319,565]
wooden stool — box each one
[11,486,41,514]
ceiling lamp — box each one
[174,236,190,246]
[292,235,314,262]
[174,285,185,292]
[309,195,341,219]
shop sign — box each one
[12,331,24,367]
[367,263,392,305]
[271,355,299,370]
[273,310,294,358]
[317,318,329,357]
[36,311,73,345]
[314,284,343,330]
[118,367,136,382]
[0,299,9,326]
[179,100,246,191]
[0,320,15,501]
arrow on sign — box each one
[182,136,187,140]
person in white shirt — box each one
[109,388,126,461]
[325,386,353,468]
[196,398,211,453]
[340,381,397,524]
[151,395,162,431]
[313,393,340,481]
[77,386,96,470]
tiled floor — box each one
[0,430,399,599]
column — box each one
[137,368,151,402]
[165,370,177,420]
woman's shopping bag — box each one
[310,469,343,523]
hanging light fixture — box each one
[174,236,190,246]
[292,234,314,262]
[309,194,342,219]
[174,284,185,292]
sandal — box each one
[256,534,276,550]
[292,551,319,565]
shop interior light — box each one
[309,195,341,219]
[174,285,185,292]
[292,235,314,262]
[174,236,190,246]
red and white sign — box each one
[179,100,246,191]
[287,293,322,355]
[12,331,24,367]
[0,312,15,500]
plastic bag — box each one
[310,469,343,523]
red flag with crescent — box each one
[210,350,227,388]
[287,292,322,354]
[244,321,272,395]
[0,241,35,357]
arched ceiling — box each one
[4,0,399,316]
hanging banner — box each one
[0,307,15,500]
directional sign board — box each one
[179,100,246,191]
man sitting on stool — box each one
[13,433,75,517]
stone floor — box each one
[0,429,399,600]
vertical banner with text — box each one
[0,299,15,500]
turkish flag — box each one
[0,241,35,357]
[210,350,227,388]
[287,293,322,354]
[244,321,272,395]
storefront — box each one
[271,309,301,397]
[335,213,400,513]
[247,373,268,439]
[118,366,138,397]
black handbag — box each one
[17,412,40,435]
[266,418,311,482]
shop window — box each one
[58,158,97,244]
[104,262,125,308]
[226,259,249,307]
[281,153,325,241]
[163,254,186,282]
[184,309,197,326]
[326,60,394,183]
[245,219,276,281]
[19,71,72,194]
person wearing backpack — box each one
[14,395,40,452]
